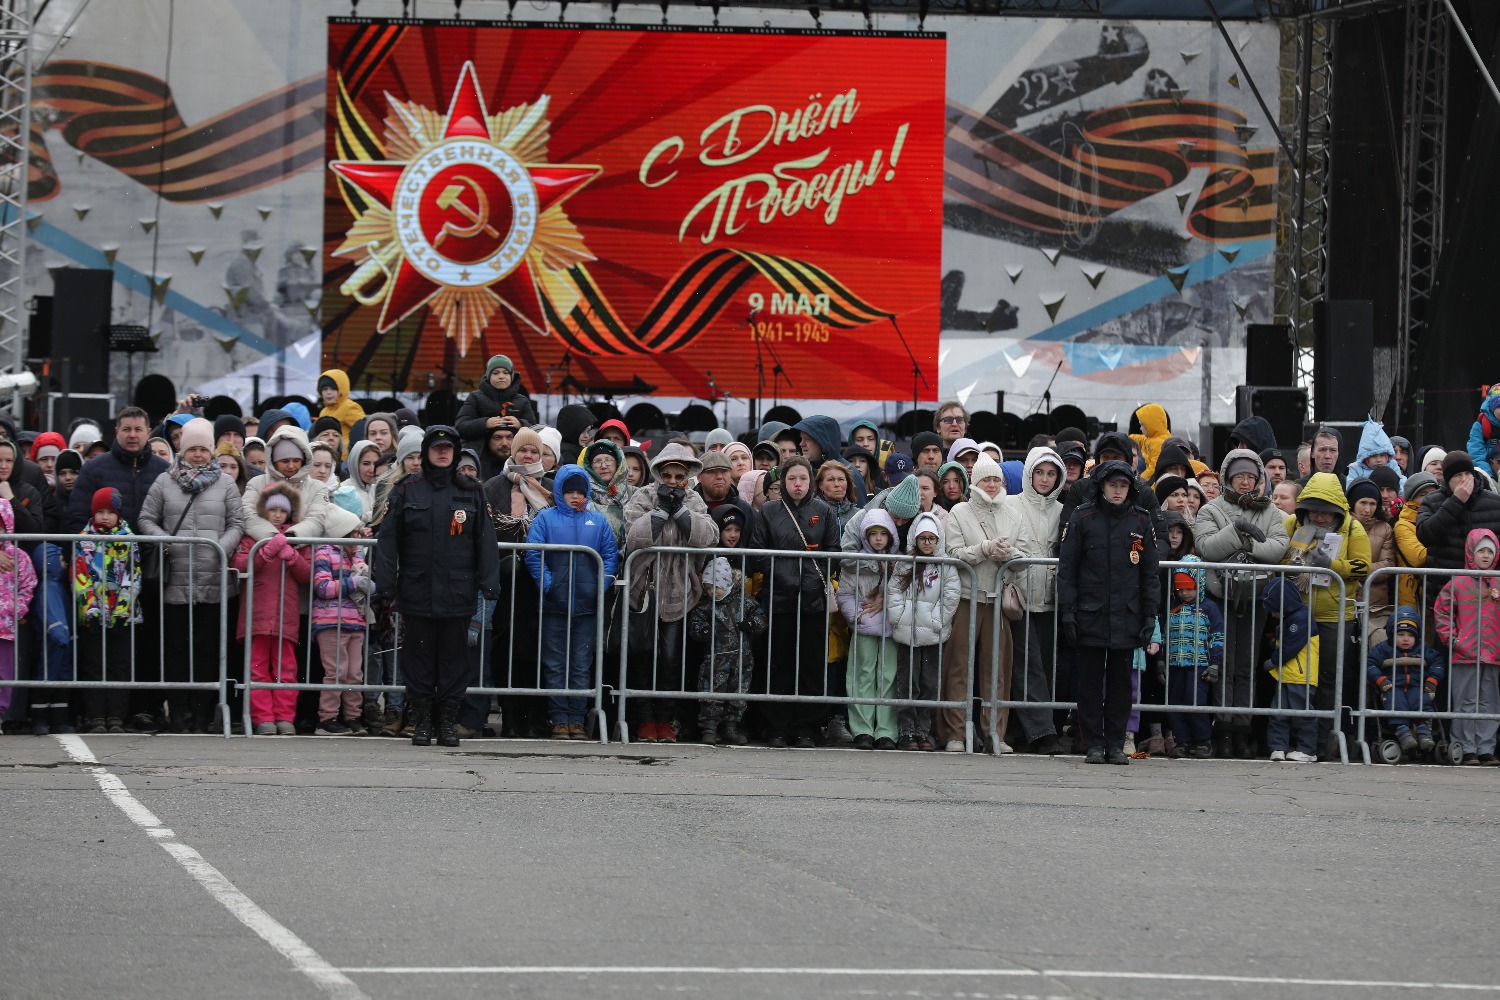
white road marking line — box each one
[334,966,1500,991]
[56,735,369,1000]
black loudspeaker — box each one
[1314,299,1374,421]
[51,269,113,394]
[1236,386,1308,452]
[28,295,52,359]
[1246,323,1295,387]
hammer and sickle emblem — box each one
[433,176,501,249]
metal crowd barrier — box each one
[1356,566,1500,765]
[984,557,1351,763]
[239,537,610,741]
[614,544,982,750]
[0,533,233,736]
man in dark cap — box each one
[1260,447,1287,486]
[910,431,944,471]
[214,414,246,451]
[375,424,500,748]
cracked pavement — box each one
[2,735,1497,999]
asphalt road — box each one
[3,735,1497,1000]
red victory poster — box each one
[323,20,945,401]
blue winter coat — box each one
[1468,386,1500,471]
[66,441,170,532]
[1365,605,1445,690]
[525,464,619,616]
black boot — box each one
[721,722,747,746]
[49,705,77,735]
[1212,732,1233,759]
[436,700,461,748]
[408,697,434,746]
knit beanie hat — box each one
[395,426,424,465]
[737,469,766,506]
[1368,465,1402,493]
[318,374,338,393]
[947,437,980,463]
[91,487,121,515]
[1225,455,1260,482]
[910,431,943,461]
[56,448,82,475]
[884,473,922,520]
[1402,472,1437,501]
[263,492,293,514]
[723,442,752,465]
[330,483,365,522]
[271,437,304,463]
[486,354,514,377]
[703,556,734,593]
[1345,479,1381,508]
[69,422,102,449]
[705,428,734,450]
[1173,571,1197,592]
[537,426,563,465]
[969,455,1004,488]
[214,414,247,441]
[310,415,343,440]
[1422,446,1448,473]
[1442,450,1476,485]
[511,427,543,459]
[560,470,589,495]
[177,417,215,456]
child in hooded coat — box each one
[837,509,904,747]
[234,482,312,734]
[1260,578,1320,762]
[1434,528,1500,764]
[888,511,959,750]
[0,496,35,721]
[73,489,139,731]
[688,556,767,746]
[1366,605,1445,754]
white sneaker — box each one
[1123,732,1137,756]
[1268,750,1286,762]
[1286,750,1317,763]
[944,740,965,752]
[997,740,1014,754]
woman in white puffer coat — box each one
[888,511,959,750]
[1003,446,1067,754]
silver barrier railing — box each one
[238,537,610,741]
[614,544,982,750]
[983,557,1351,763]
[0,532,233,737]
[1357,565,1500,765]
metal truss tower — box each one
[0,0,31,399]
[1394,0,1448,423]
[1277,12,1335,413]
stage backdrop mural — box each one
[940,18,1280,432]
[322,20,945,403]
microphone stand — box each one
[887,316,930,418]
[747,310,764,427]
[1032,359,1064,416]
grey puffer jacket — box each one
[138,469,245,604]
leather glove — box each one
[657,484,686,515]
[1059,616,1079,648]
[1201,663,1221,684]
[1234,519,1266,544]
[1424,681,1438,698]
[672,506,693,534]
[1156,661,1167,685]
[649,507,669,539]
[1378,678,1394,694]
[1137,623,1155,648]
[1304,546,1333,569]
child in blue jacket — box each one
[1365,605,1445,753]
[1466,384,1500,476]
[1163,565,1225,759]
[526,464,618,740]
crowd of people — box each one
[2,356,1499,765]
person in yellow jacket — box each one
[1393,472,1437,611]
[317,369,365,454]
[1128,402,1172,479]
[1282,472,1369,758]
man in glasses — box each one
[934,402,969,450]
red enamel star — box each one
[331,62,599,350]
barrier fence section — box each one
[614,545,983,750]
[239,538,610,741]
[1356,566,1500,765]
[0,533,234,736]
[983,557,1351,763]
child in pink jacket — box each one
[233,482,311,735]
[0,496,37,719]
[1435,527,1500,764]
[310,508,374,736]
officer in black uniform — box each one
[375,425,500,747]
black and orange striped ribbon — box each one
[945,97,1276,242]
[17,59,324,203]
